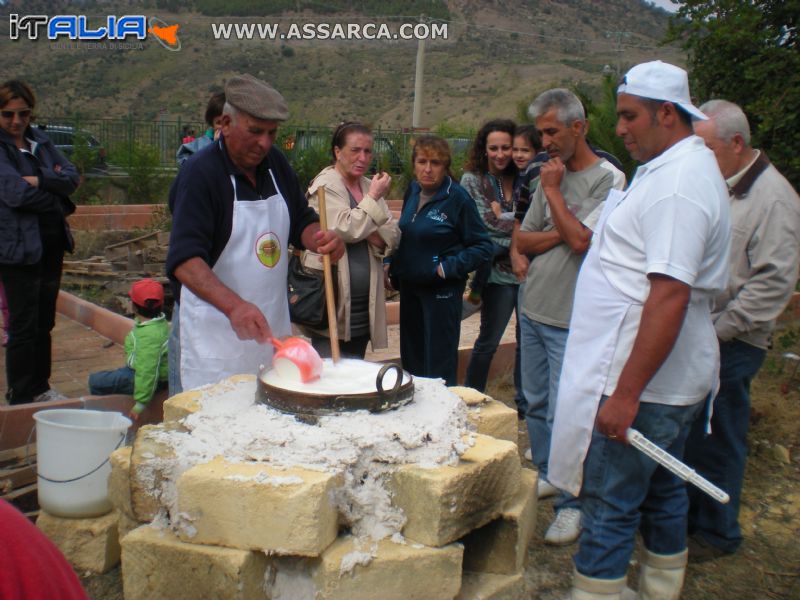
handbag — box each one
[287,253,335,329]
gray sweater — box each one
[712,152,800,349]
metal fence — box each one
[37,116,473,173]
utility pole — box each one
[605,31,631,75]
[412,14,426,129]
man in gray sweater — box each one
[686,99,800,561]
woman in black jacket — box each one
[390,135,492,385]
[0,80,79,404]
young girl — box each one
[512,124,541,171]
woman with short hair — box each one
[390,135,492,384]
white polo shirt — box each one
[600,135,731,404]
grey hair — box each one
[222,101,240,123]
[699,99,751,146]
[528,88,586,125]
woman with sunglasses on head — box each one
[0,80,79,404]
[302,122,400,359]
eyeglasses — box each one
[0,108,32,120]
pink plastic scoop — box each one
[270,336,323,383]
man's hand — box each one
[540,157,566,192]
[510,247,529,282]
[368,172,392,199]
[314,229,345,263]
[227,299,272,343]
[596,393,639,441]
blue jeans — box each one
[168,301,182,396]
[684,339,766,553]
[465,283,519,392]
[519,315,577,510]
[520,315,568,475]
[89,366,135,396]
[576,398,704,579]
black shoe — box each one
[687,534,735,563]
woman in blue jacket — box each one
[0,80,79,404]
[390,135,492,385]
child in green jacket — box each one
[88,279,169,420]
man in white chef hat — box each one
[547,61,730,599]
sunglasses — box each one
[1,108,32,119]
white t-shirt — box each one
[600,136,731,404]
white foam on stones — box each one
[144,376,471,544]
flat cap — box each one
[225,74,289,121]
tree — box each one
[666,0,800,188]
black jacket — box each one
[0,126,78,265]
[166,137,319,302]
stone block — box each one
[163,374,255,424]
[36,510,121,574]
[448,386,490,406]
[390,434,521,547]
[129,424,176,521]
[162,389,202,424]
[176,458,340,556]
[461,468,537,574]
[118,512,141,542]
[107,446,134,518]
[467,399,518,444]
[121,525,268,600]
[456,571,526,600]
[266,536,463,600]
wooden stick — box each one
[317,187,340,363]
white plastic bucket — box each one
[33,409,132,518]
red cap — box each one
[129,278,164,307]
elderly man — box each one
[548,61,730,599]
[685,100,800,561]
[516,88,624,545]
[166,74,343,391]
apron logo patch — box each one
[255,232,281,268]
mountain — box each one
[1,0,681,129]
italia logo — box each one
[8,14,181,51]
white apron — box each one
[548,189,637,496]
[180,172,291,390]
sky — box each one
[648,0,679,12]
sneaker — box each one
[523,448,532,462]
[537,477,558,499]
[33,389,68,403]
[544,508,581,545]
[461,298,482,320]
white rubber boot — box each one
[636,548,688,600]
[571,568,628,599]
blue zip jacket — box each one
[391,176,492,286]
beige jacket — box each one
[303,166,400,349]
[713,152,800,349]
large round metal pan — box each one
[256,362,414,416]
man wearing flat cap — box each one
[166,74,344,391]
[547,61,731,598]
